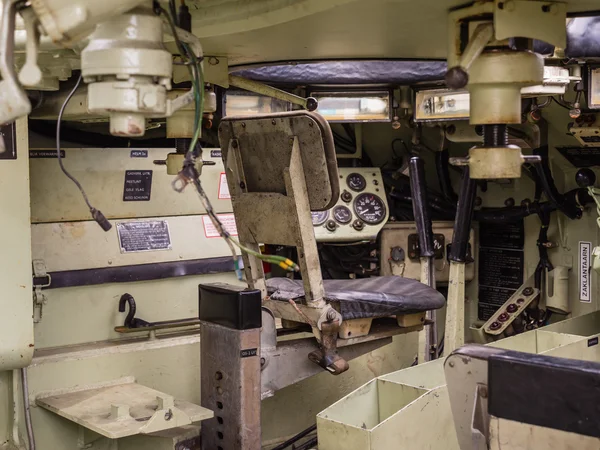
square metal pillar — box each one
[199,283,262,450]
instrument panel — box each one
[311,168,388,242]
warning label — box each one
[218,172,231,199]
[202,214,238,238]
[123,170,152,201]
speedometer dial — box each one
[353,193,386,224]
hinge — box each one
[32,259,51,323]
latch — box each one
[32,259,51,323]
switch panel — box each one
[380,221,476,284]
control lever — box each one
[445,168,478,355]
[408,156,437,362]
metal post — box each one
[199,284,262,450]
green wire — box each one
[159,5,299,275]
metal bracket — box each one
[308,319,349,375]
[481,275,539,336]
[494,0,567,48]
[32,259,50,323]
[471,383,490,450]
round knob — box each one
[306,97,318,111]
[391,246,405,262]
[489,321,501,331]
[506,303,518,313]
[326,220,337,232]
[445,66,469,90]
[341,191,352,203]
[352,220,365,231]
[576,168,596,188]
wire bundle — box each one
[159,3,300,278]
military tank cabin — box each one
[1,1,600,449]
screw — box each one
[327,309,337,321]
[504,197,515,207]
[241,122,246,128]
[260,357,266,366]
[449,361,455,368]
[446,125,456,135]
[272,119,276,125]
[474,196,483,207]
[240,181,246,189]
[309,121,314,127]
[523,287,534,296]
[164,409,173,421]
[480,386,488,399]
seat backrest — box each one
[219,111,339,211]
[218,111,339,306]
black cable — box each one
[272,425,317,450]
[533,146,582,219]
[551,96,570,110]
[435,149,458,203]
[534,211,554,290]
[168,0,178,26]
[56,74,111,231]
[294,437,318,450]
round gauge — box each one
[311,210,329,226]
[333,205,352,224]
[346,173,367,192]
[353,193,387,225]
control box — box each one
[379,221,476,284]
[311,168,388,242]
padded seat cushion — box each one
[267,276,446,320]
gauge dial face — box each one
[311,210,329,226]
[353,193,386,224]
[346,173,367,192]
[333,205,352,224]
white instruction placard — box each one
[580,241,592,302]
[218,172,231,199]
[202,214,238,238]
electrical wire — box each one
[158,4,300,276]
[56,74,111,231]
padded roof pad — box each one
[267,276,445,320]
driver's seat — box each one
[219,111,444,373]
